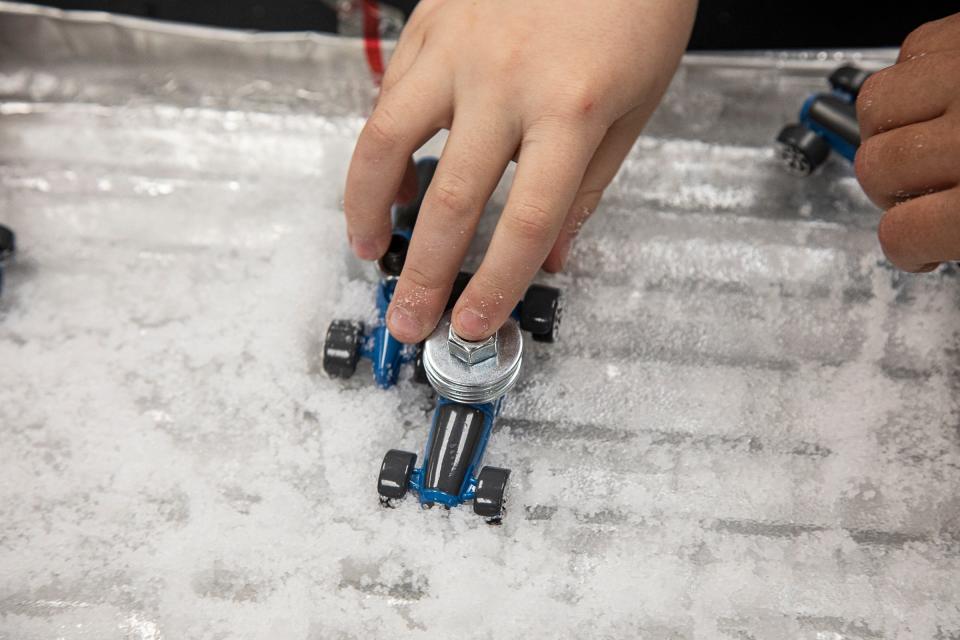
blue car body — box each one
[408,396,503,508]
[798,90,858,162]
[359,230,418,389]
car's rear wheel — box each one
[446,271,472,311]
[828,65,870,98]
[0,224,15,261]
[520,285,562,343]
[378,449,417,504]
[322,320,362,379]
[776,124,831,176]
[474,466,510,523]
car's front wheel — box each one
[520,285,562,343]
[322,319,362,379]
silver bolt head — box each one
[448,325,497,365]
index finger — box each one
[451,122,602,340]
[344,67,449,259]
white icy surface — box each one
[0,18,958,640]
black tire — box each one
[378,449,417,502]
[828,65,870,98]
[446,271,472,311]
[520,284,562,343]
[322,319,363,379]
[473,466,510,522]
[394,157,439,231]
[0,224,15,261]
[776,124,831,176]
[412,342,429,385]
[377,233,409,277]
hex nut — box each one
[448,325,497,365]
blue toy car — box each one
[0,224,15,296]
[376,286,560,523]
[322,158,562,389]
[777,65,871,175]
[321,157,562,522]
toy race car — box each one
[322,158,560,388]
[376,288,561,523]
[777,65,871,175]
[0,224,15,296]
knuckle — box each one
[900,22,934,60]
[855,72,882,129]
[363,107,403,153]
[507,200,556,241]
[854,136,884,197]
[400,261,444,293]
[430,173,475,218]
[876,207,911,268]
[462,271,512,309]
[534,82,604,130]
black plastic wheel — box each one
[776,124,831,176]
[828,65,871,98]
[0,224,15,262]
[520,284,562,343]
[394,157,439,231]
[446,271,472,311]
[377,233,409,277]
[412,342,429,385]
[378,449,417,502]
[473,466,510,522]
[322,319,363,379]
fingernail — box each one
[388,306,422,341]
[455,307,489,339]
[350,236,380,260]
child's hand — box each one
[344,0,696,342]
[855,12,960,272]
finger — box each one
[386,110,518,343]
[857,52,960,139]
[877,186,960,272]
[543,114,644,272]
[897,13,960,63]
[344,64,450,260]
[380,18,424,94]
[855,115,960,209]
[452,123,603,340]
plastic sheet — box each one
[1,2,958,638]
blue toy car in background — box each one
[777,65,871,175]
[0,224,15,296]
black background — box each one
[15,0,960,49]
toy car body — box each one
[0,224,15,296]
[777,65,871,175]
